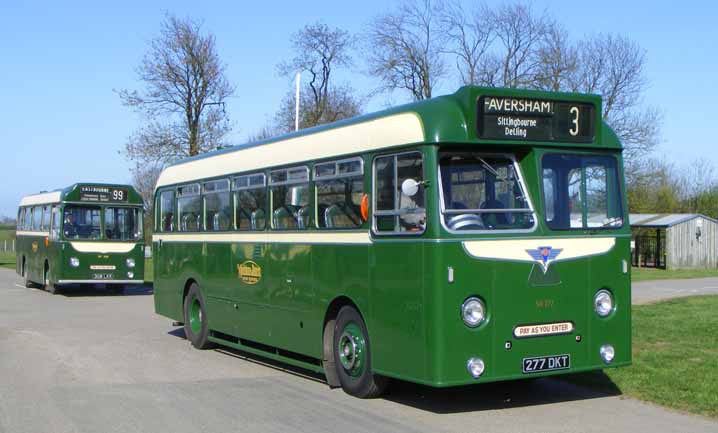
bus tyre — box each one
[333,306,387,398]
[23,265,34,289]
[183,283,213,350]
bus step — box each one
[172,321,184,327]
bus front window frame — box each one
[540,152,624,231]
[437,152,538,235]
[62,205,102,241]
[104,206,143,241]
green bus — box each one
[153,86,630,398]
[16,183,145,294]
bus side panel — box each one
[314,243,370,360]
[153,240,184,322]
[232,242,274,344]
[369,240,426,382]
[264,243,317,356]
[204,242,237,337]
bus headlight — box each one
[600,344,615,364]
[127,271,134,279]
[461,297,486,328]
[467,357,485,378]
[70,257,80,268]
[594,290,614,317]
[126,258,136,268]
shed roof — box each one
[629,213,718,228]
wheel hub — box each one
[337,323,366,377]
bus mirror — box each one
[401,179,421,197]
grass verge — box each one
[568,295,718,418]
[0,252,15,270]
[632,267,718,282]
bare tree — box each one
[274,85,362,134]
[130,162,162,241]
[365,0,448,100]
[118,14,235,166]
[488,3,550,88]
[277,22,359,129]
[570,34,661,167]
[443,1,495,86]
[533,25,577,91]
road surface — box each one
[0,268,715,433]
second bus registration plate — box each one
[522,354,570,374]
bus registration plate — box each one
[522,354,570,374]
[93,273,113,280]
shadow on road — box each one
[166,325,327,384]
[383,371,621,414]
[165,322,622,412]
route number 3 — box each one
[112,190,124,201]
[569,106,580,136]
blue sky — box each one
[1,0,716,217]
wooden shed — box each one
[629,214,718,270]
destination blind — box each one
[477,96,595,142]
[79,186,129,203]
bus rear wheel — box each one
[183,283,212,349]
[333,306,387,398]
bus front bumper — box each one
[56,279,145,285]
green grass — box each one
[0,251,15,270]
[0,226,15,241]
[145,257,153,283]
[632,267,718,282]
[568,295,718,418]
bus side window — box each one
[269,167,311,230]
[315,157,364,229]
[177,184,201,232]
[203,180,231,231]
[159,190,175,232]
[50,206,60,240]
[373,151,425,234]
[32,206,42,231]
[234,173,267,231]
[40,205,50,232]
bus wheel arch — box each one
[182,278,197,304]
[43,260,49,285]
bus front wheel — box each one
[333,306,387,398]
[43,262,60,295]
[183,283,212,349]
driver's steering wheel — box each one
[447,213,484,230]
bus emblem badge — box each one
[31,242,39,253]
[237,261,262,285]
[526,246,563,274]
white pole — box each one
[295,72,301,132]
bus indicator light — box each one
[360,193,369,222]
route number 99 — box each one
[112,190,124,201]
[569,106,580,136]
